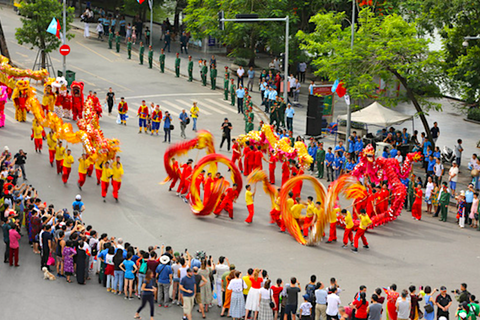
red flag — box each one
[336,81,347,98]
[56,19,61,40]
[137,0,146,3]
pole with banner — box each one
[62,0,66,77]
[149,0,153,47]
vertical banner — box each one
[312,85,334,116]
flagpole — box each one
[149,0,153,47]
[62,0,66,77]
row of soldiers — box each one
[110,36,252,110]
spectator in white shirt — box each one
[237,66,245,87]
[289,74,296,98]
[298,62,307,83]
[433,158,444,185]
[395,150,403,164]
[326,286,341,320]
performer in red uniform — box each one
[377,183,390,214]
[203,172,213,201]
[291,172,303,199]
[168,157,180,191]
[268,152,277,185]
[269,188,281,224]
[62,90,72,119]
[281,160,290,186]
[176,159,193,196]
[244,146,255,176]
[231,139,242,172]
[253,146,266,171]
[366,189,377,218]
[213,184,238,218]
[186,169,205,201]
[71,82,84,121]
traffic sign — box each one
[59,44,70,56]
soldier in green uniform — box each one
[270,102,278,126]
[115,32,121,53]
[148,45,153,69]
[201,61,208,86]
[316,143,326,179]
[223,73,229,100]
[108,29,114,49]
[139,41,144,65]
[245,106,254,123]
[407,173,416,211]
[210,65,217,90]
[187,55,193,81]
[127,37,132,59]
[159,48,165,73]
[229,78,236,107]
[224,66,230,82]
[439,182,450,222]
[245,117,254,134]
[175,53,181,77]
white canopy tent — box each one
[338,101,414,127]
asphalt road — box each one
[1,6,479,320]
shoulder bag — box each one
[269,289,275,309]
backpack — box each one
[139,259,148,274]
[73,202,81,211]
[306,284,316,302]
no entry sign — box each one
[59,44,70,56]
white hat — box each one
[160,255,170,265]
[460,190,465,196]
[4,146,9,151]
[75,194,82,200]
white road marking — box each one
[175,99,212,116]
[161,101,185,113]
[124,92,221,99]
[203,98,237,113]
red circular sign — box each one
[59,44,70,56]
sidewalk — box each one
[72,18,312,127]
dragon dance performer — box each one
[151,105,162,136]
[244,184,256,224]
[352,209,372,253]
[112,156,124,202]
[95,160,104,185]
[55,141,66,175]
[31,120,45,153]
[281,160,290,186]
[176,159,193,196]
[214,184,238,219]
[203,172,213,200]
[231,139,242,172]
[326,208,339,243]
[168,158,180,191]
[46,131,57,167]
[268,152,277,185]
[101,162,113,202]
[62,149,74,184]
[303,197,317,237]
[77,154,93,190]
[341,209,354,248]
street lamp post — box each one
[463,36,480,47]
[149,0,153,47]
[346,0,356,152]
[221,16,290,103]
[62,0,66,77]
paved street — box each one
[1,6,480,320]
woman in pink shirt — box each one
[9,224,21,267]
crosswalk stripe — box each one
[130,103,179,117]
[161,101,184,115]
[188,99,227,115]
[204,98,237,113]
[175,99,212,116]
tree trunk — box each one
[41,50,46,69]
[248,33,255,67]
[389,67,434,146]
[0,17,11,62]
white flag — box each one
[344,94,351,106]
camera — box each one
[451,289,460,294]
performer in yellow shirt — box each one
[62,149,74,184]
[111,156,124,202]
[326,207,340,243]
[101,161,114,202]
[31,120,45,153]
[77,153,92,190]
[303,196,316,237]
[352,209,372,253]
[341,209,354,248]
[244,184,256,224]
[55,141,66,175]
[95,160,104,185]
[190,102,199,132]
[46,131,57,167]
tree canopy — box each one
[15,0,75,68]
[297,8,443,143]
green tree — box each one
[298,8,443,143]
[416,0,480,107]
[15,0,74,69]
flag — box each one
[137,0,146,3]
[46,18,61,39]
[331,79,347,98]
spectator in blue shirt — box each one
[382,147,389,158]
[433,146,441,160]
[285,104,295,132]
[423,145,432,169]
[401,128,409,145]
[156,255,173,307]
[325,147,334,182]
[390,147,398,159]
[334,141,345,158]
[347,136,355,156]
[427,155,436,178]
[236,85,245,114]
[308,140,318,171]
[345,158,355,174]
[163,111,172,143]
[333,153,344,179]
[354,137,364,161]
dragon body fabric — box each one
[350,144,421,225]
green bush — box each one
[233,58,248,67]
[467,107,480,121]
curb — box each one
[464,118,480,125]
